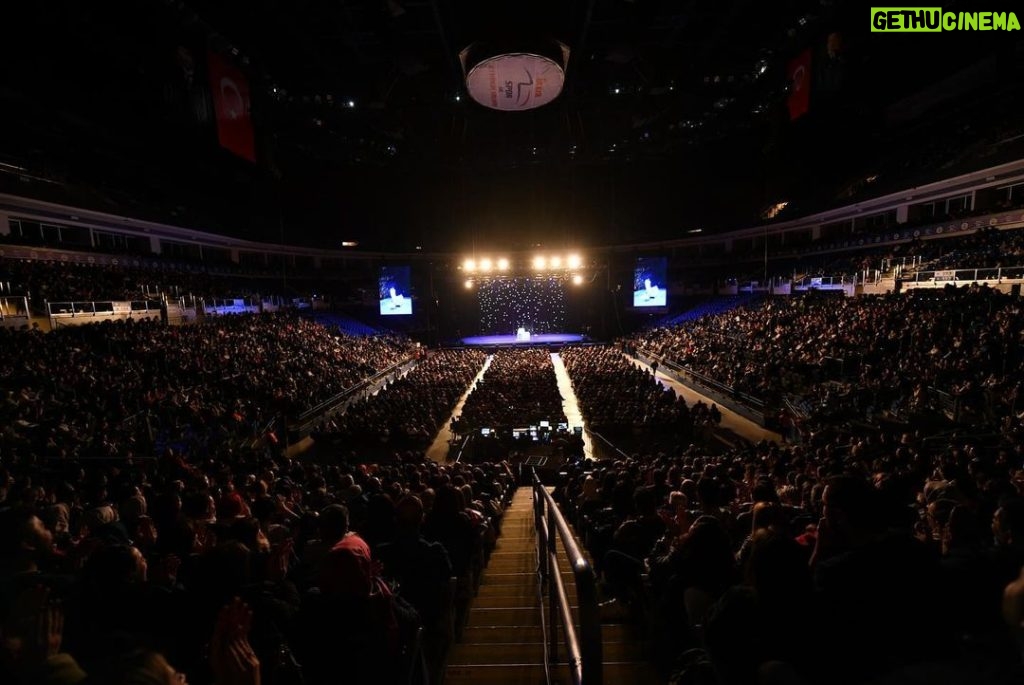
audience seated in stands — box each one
[454,348,567,433]
[321,349,486,452]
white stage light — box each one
[533,256,547,270]
[572,274,584,285]
[497,257,510,271]
[464,279,474,289]
[464,258,477,272]
[550,256,562,268]
[480,258,493,272]
[567,254,581,269]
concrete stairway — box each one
[443,488,661,685]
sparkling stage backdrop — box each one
[478,277,566,334]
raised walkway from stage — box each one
[426,354,493,463]
[550,352,593,461]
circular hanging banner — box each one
[465,52,565,111]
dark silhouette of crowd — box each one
[0,257,361,305]
[454,348,567,432]
[0,314,415,462]
[6,253,1024,685]
[559,427,1024,685]
[905,226,1024,273]
[321,349,486,452]
[0,436,513,685]
[560,345,719,447]
[623,286,1024,440]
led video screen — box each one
[633,257,667,308]
[379,266,413,316]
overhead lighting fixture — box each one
[567,254,582,269]
[347,100,356,108]
[572,274,584,285]
[687,228,703,234]
[549,256,562,268]
[480,257,493,272]
[463,258,477,272]
[341,241,359,247]
[533,256,547,270]
[497,258,510,271]
[464,279,473,289]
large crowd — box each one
[453,348,567,433]
[0,258,362,306]
[906,226,1024,273]
[624,286,1024,440]
[0,439,514,685]
[560,345,717,447]
[556,421,1024,684]
[5,248,1024,685]
[0,314,415,462]
[321,349,486,453]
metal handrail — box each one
[585,429,631,462]
[453,433,473,463]
[532,469,602,685]
[293,354,417,425]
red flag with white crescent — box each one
[787,49,811,121]
[208,51,256,162]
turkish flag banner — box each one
[208,51,256,162]
[787,49,811,121]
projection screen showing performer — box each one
[633,257,667,308]
[379,265,413,315]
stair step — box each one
[445,660,659,685]
[475,586,540,602]
[488,558,537,572]
[466,607,540,627]
[481,572,534,584]
[489,551,535,559]
[447,641,544,665]
[449,640,644,665]
[444,663,563,685]
[461,625,545,643]
[472,595,540,609]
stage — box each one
[461,333,586,347]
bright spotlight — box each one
[463,258,476,272]
[533,256,547,270]
[567,254,582,269]
[497,257,510,271]
[572,274,584,286]
[464,279,473,289]
[550,256,562,268]
[480,257,493,272]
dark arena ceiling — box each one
[1,1,1023,251]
